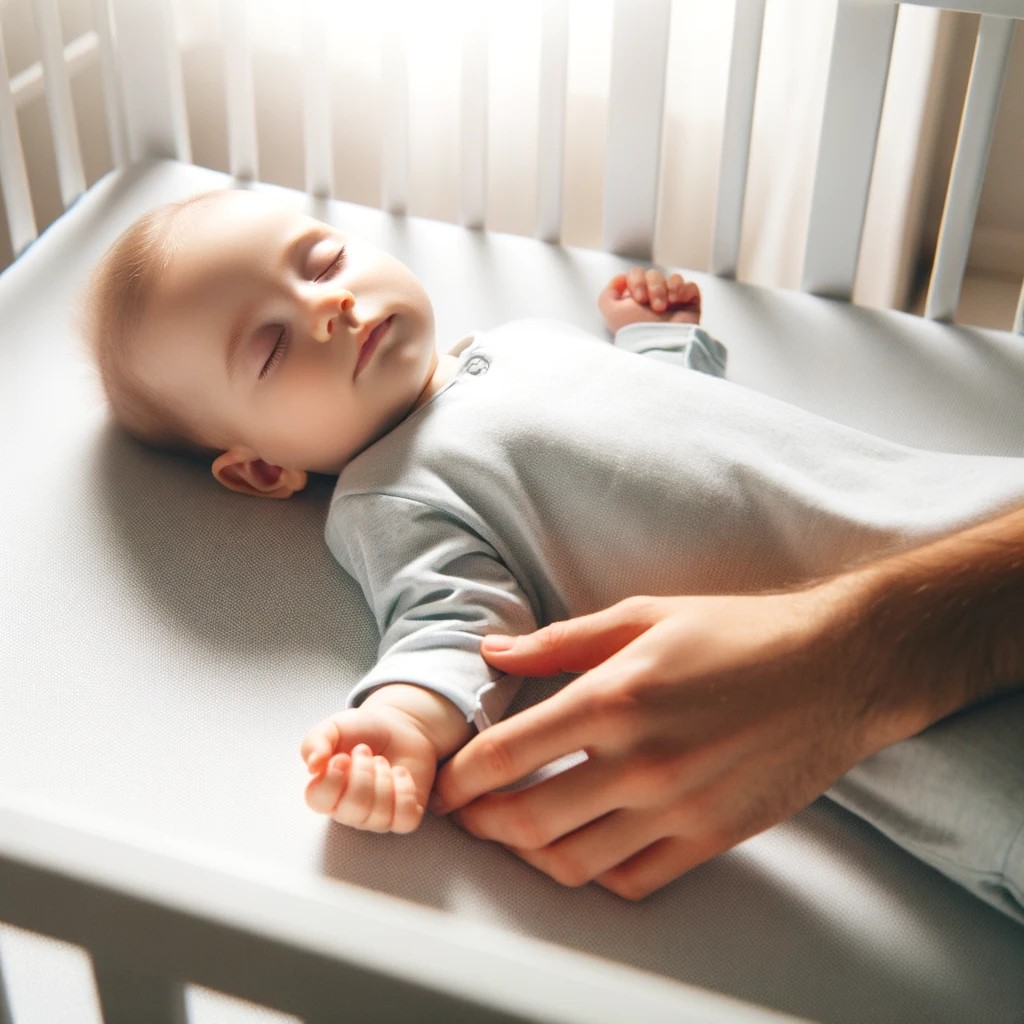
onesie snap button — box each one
[466,355,490,376]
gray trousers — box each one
[828,689,1024,925]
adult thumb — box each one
[480,604,653,677]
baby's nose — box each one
[312,290,358,343]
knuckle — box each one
[608,874,653,902]
[617,594,658,620]
[476,734,518,784]
[542,850,592,888]
[591,682,641,724]
[537,618,572,653]
[504,806,546,851]
[619,755,674,801]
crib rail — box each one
[0,795,795,1024]
[0,0,1021,327]
[924,11,1016,320]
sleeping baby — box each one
[83,188,1024,835]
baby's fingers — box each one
[390,766,425,834]
[327,745,421,834]
[626,266,649,304]
[300,717,342,772]
[604,272,628,297]
[304,750,350,814]
[645,268,670,312]
[625,266,673,311]
[328,744,384,829]
[666,274,700,310]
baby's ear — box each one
[211,448,308,500]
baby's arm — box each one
[317,493,538,833]
[598,266,701,332]
[302,684,471,833]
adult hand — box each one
[432,588,895,900]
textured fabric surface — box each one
[2,161,1024,1024]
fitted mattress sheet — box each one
[1,160,1023,1024]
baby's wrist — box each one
[361,683,472,758]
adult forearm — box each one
[834,504,1024,745]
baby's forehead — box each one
[170,192,324,278]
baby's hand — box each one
[598,266,701,333]
[302,685,471,834]
[301,703,440,833]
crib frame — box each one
[1,0,1022,324]
[5,795,772,1024]
[1,1,1023,1022]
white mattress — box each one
[1,160,1023,1024]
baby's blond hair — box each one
[82,191,226,459]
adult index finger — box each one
[480,602,655,677]
[432,683,596,814]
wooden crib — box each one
[1,1,1023,1022]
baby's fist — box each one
[301,706,438,834]
[598,266,701,333]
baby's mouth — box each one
[354,315,394,378]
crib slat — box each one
[460,4,488,229]
[381,9,409,215]
[1015,278,1024,334]
[603,0,672,258]
[92,957,188,1024]
[0,18,38,255]
[924,15,1014,322]
[221,0,258,182]
[31,0,86,209]
[302,0,333,197]
[536,0,569,243]
[902,0,1023,15]
[92,0,128,168]
[710,0,766,278]
[801,0,897,299]
[109,0,191,163]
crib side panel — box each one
[3,0,1021,325]
[924,14,1016,321]
[710,0,766,279]
[0,798,796,1024]
[460,3,489,230]
[108,0,190,164]
[221,0,258,184]
[380,2,410,215]
[0,16,37,256]
[800,0,898,300]
[92,959,189,1024]
[301,0,333,198]
[905,0,1024,14]
[535,0,569,243]
[602,0,671,258]
[29,0,85,209]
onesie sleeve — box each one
[614,322,727,377]
[325,492,537,730]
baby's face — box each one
[134,190,436,474]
